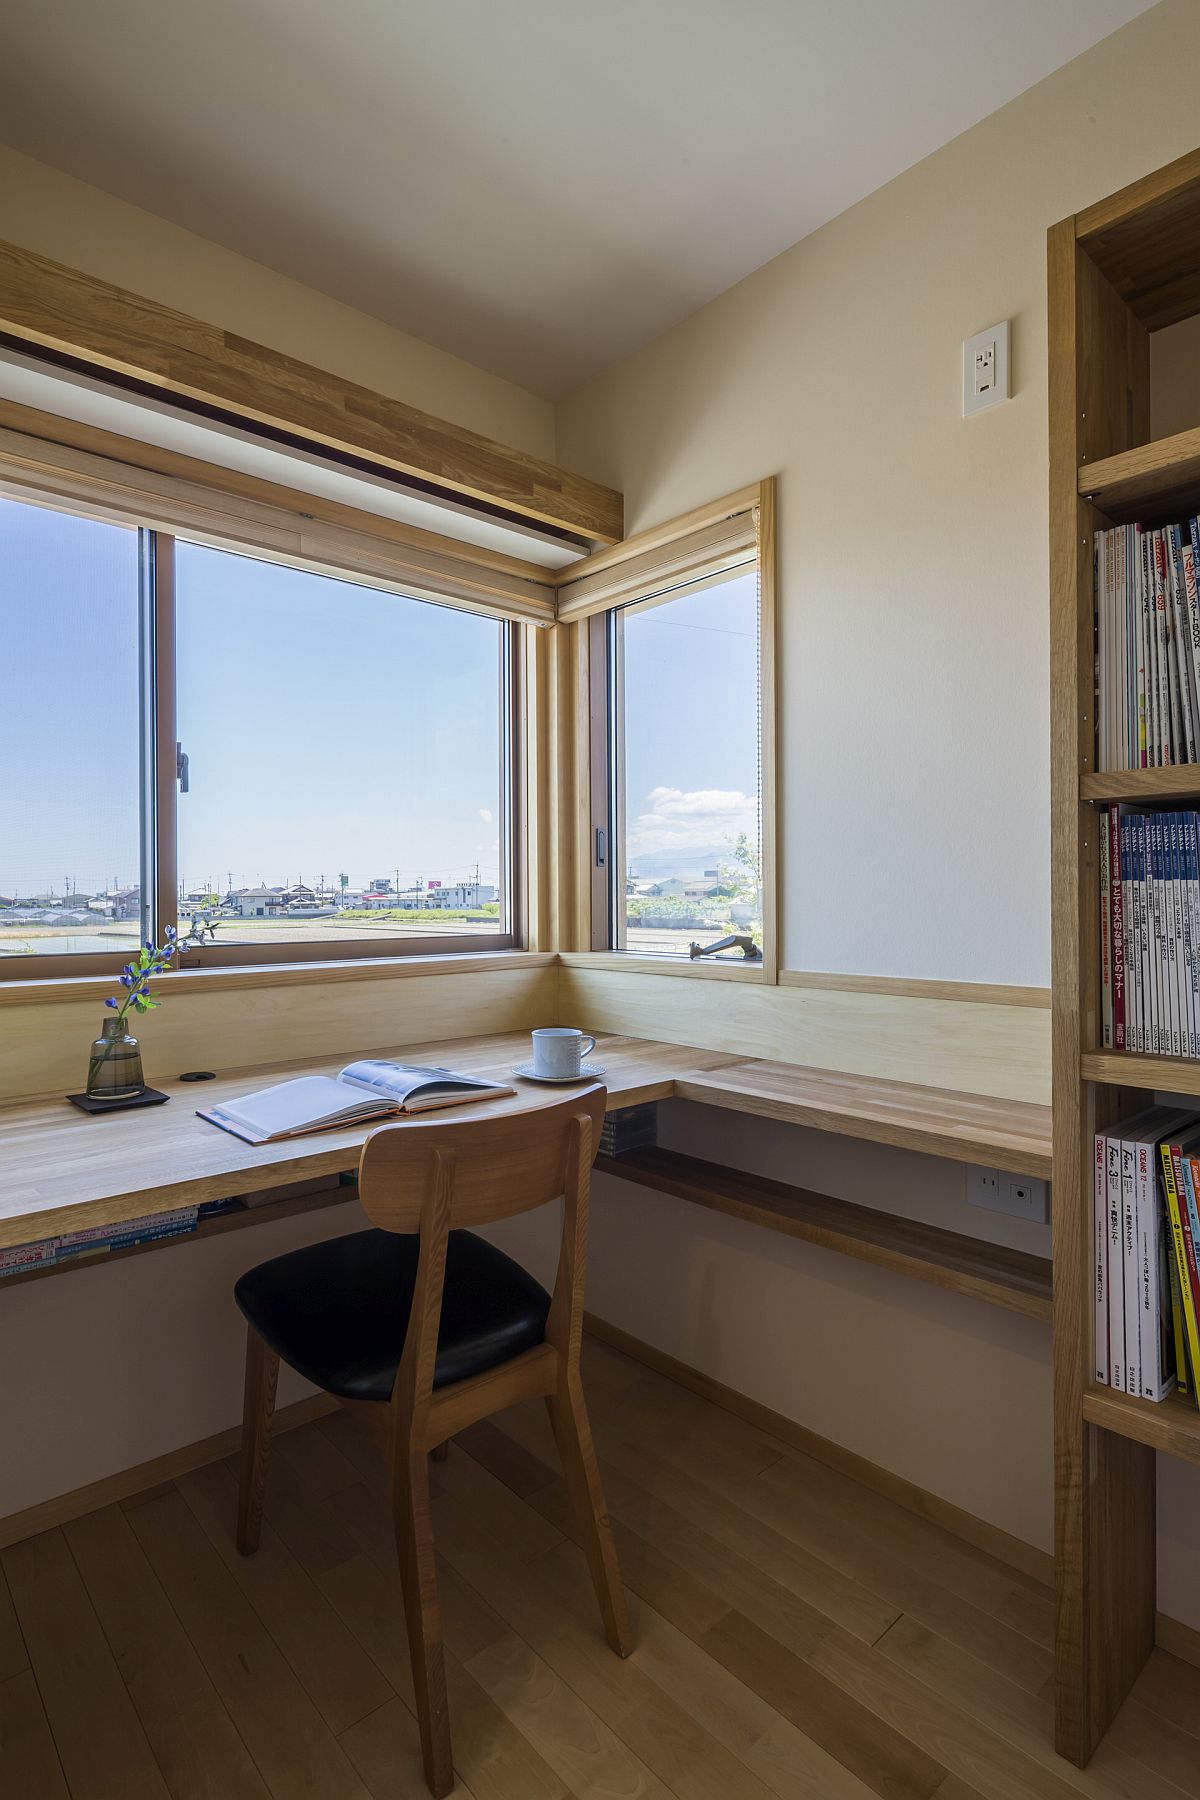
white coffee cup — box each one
[531,1027,597,1078]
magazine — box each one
[198,1060,515,1145]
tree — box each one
[718,831,761,906]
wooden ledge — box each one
[595,1145,1052,1321]
[673,1059,1053,1179]
[0,948,555,1008]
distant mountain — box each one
[628,845,741,880]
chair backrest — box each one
[358,1087,608,1416]
[357,1085,607,1234]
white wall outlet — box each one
[967,1163,1048,1223]
[963,319,1011,416]
[966,1164,1001,1208]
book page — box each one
[216,1074,380,1137]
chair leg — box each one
[546,1376,633,1657]
[236,1326,278,1555]
[393,1444,454,1797]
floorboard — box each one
[0,1336,1194,1800]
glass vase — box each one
[86,1016,145,1100]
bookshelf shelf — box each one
[595,1145,1052,1321]
[1082,1384,1200,1468]
[1078,424,1200,520]
[1081,1051,1200,1094]
[1080,767,1200,803]
[1050,145,1200,1769]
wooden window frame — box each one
[1,506,532,983]
[556,479,778,981]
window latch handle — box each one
[595,826,606,868]
[176,742,189,794]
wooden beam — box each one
[0,239,623,544]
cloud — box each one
[478,807,494,824]
[626,786,758,857]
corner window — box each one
[0,494,517,974]
[593,555,764,961]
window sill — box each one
[0,948,554,1008]
[558,950,768,983]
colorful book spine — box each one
[1110,808,1125,1049]
[1161,1141,1200,1404]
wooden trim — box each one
[595,1144,1052,1320]
[551,484,760,588]
[0,239,622,543]
[780,969,1051,1008]
[1075,147,1200,240]
[0,1390,339,1552]
[555,512,756,622]
[0,948,554,1008]
[0,414,558,624]
[756,477,778,983]
[559,950,766,981]
[582,1314,1056,1587]
[1155,1610,1200,1672]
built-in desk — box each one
[0,1029,1053,1310]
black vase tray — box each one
[66,1088,172,1115]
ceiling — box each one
[0,0,1158,399]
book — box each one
[198,1060,517,1145]
[1163,1133,1200,1410]
[1100,805,1200,1062]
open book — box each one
[198,1060,515,1145]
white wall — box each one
[553,0,1200,1626]
[558,0,1200,988]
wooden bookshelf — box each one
[1082,1383,1200,1467]
[595,1145,1052,1321]
[1079,766,1200,803]
[1078,423,1200,521]
[1050,145,1200,1769]
[1080,1050,1200,1095]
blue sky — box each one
[2,496,759,898]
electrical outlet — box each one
[966,1164,1001,1208]
[963,320,1011,416]
[999,1172,1049,1224]
[967,1163,1048,1222]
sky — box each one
[2,496,760,899]
[622,570,760,875]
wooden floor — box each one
[2,1337,1197,1800]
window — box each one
[609,568,762,957]
[0,495,517,974]
[0,497,149,964]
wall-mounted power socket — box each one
[967,1164,1048,1223]
[963,320,1011,416]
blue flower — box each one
[165,925,177,939]
[104,996,118,1009]
[120,973,132,988]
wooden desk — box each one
[0,1033,738,1251]
[0,1031,1052,1259]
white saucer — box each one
[511,1060,607,1084]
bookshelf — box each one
[1050,146,1200,1766]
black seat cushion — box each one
[234,1228,551,1404]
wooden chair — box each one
[233,1085,631,1796]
